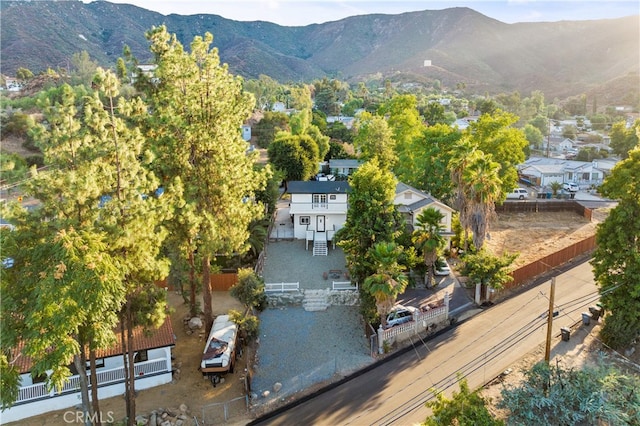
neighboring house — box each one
[241,124,251,141]
[518,157,610,188]
[326,116,355,129]
[286,180,455,255]
[287,181,350,255]
[2,319,175,423]
[558,138,575,152]
[272,101,286,112]
[394,182,455,243]
[329,159,362,179]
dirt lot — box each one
[483,209,605,268]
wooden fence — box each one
[504,235,596,291]
[496,199,592,221]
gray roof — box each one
[329,159,362,168]
[287,181,351,194]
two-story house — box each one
[286,180,455,255]
[287,181,350,255]
[394,182,455,245]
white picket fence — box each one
[264,282,300,292]
[378,293,449,353]
[332,281,358,291]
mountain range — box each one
[1,0,639,102]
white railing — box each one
[17,382,49,403]
[15,358,169,404]
[378,295,449,352]
[332,281,357,291]
[264,282,300,292]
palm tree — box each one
[362,242,409,328]
[462,151,502,250]
[449,139,476,252]
[412,207,446,288]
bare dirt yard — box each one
[483,208,604,268]
[18,291,252,426]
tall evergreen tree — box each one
[145,26,267,332]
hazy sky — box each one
[83,0,640,26]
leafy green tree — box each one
[412,207,445,288]
[313,77,347,116]
[337,159,404,281]
[467,110,527,198]
[253,111,290,148]
[523,124,544,149]
[71,50,99,86]
[267,133,319,187]
[15,67,34,81]
[0,153,28,185]
[395,123,462,202]
[145,26,267,337]
[363,242,409,328]
[423,102,447,126]
[549,181,562,196]
[325,121,354,144]
[353,113,397,167]
[379,94,423,153]
[562,124,578,140]
[424,376,503,426]
[592,145,640,348]
[609,119,639,159]
[499,361,640,425]
[243,74,281,110]
[460,249,517,291]
[289,84,313,111]
[528,115,550,136]
[230,268,267,312]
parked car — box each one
[385,305,417,328]
[506,188,529,200]
[563,182,579,192]
[434,258,451,276]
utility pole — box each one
[544,277,556,363]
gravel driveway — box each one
[251,241,374,408]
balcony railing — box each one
[15,358,168,404]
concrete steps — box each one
[303,289,329,311]
[313,239,328,256]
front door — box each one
[317,216,325,232]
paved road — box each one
[253,259,599,426]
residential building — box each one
[518,156,614,188]
[2,319,175,423]
[286,180,455,255]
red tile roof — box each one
[10,317,175,374]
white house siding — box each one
[2,347,172,423]
[289,192,348,240]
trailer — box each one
[200,315,237,386]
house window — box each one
[134,350,148,363]
[582,172,589,180]
[31,372,47,384]
[312,194,327,208]
[591,172,598,180]
[300,216,310,225]
[329,194,336,200]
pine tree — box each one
[144,26,267,331]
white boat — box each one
[200,315,237,376]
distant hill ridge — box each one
[1,1,638,100]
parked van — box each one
[506,188,529,200]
